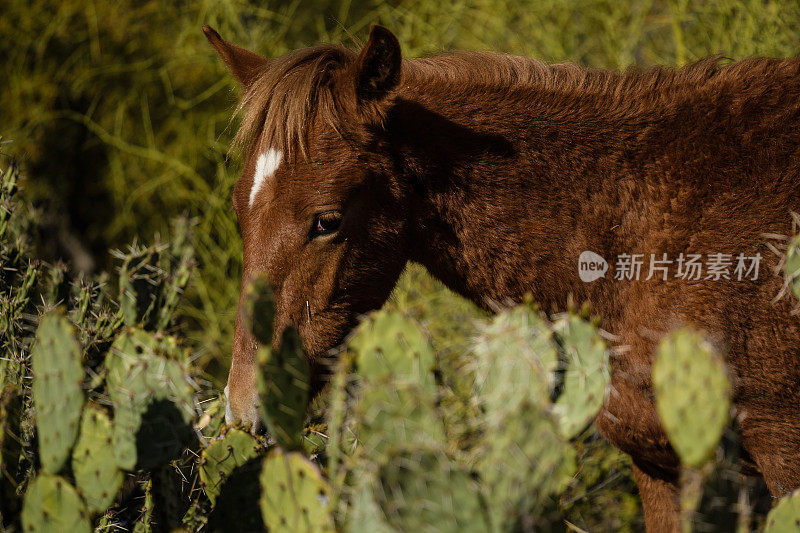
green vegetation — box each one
[3,1,800,530]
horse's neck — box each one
[396,89,629,314]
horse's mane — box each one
[234,44,357,160]
[235,42,788,159]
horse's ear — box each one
[203,25,269,87]
[354,25,402,101]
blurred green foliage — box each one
[1,1,798,529]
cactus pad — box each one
[765,489,800,533]
[21,474,91,533]
[107,331,195,470]
[355,381,446,458]
[349,309,437,392]
[106,328,184,381]
[31,312,85,474]
[346,310,445,456]
[200,428,260,505]
[72,405,123,513]
[552,314,609,439]
[471,307,575,530]
[257,326,310,450]
[259,449,334,533]
[652,328,731,468]
[207,456,265,531]
[477,400,575,530]
[347,311,445,457]
[473,305,557,413]
[344,479,394,533]
[244,273,277,345]
[377,447,489,533]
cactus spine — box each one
[783,231,800,300]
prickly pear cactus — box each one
[200,428,260,505]
[133,479,154,533]
[324,354,351,496]
[259,449,334,533]
[115,217,195,332]
[31,312,85,474]
[765,489,800,533]
[21,474,91,533]
[355,382,446,459]
[105,327,183,381]
[0,161,37,384]
[244,273,277,345]
[652,328,731,468]
[350,309,437,391]
[350,310,445,457]
[552,314,609,439]
[344,480,394,533]
[106,330,195,470]
[117,245,162,328]
[1,158,205,530]
[476,400,575,531]
[472,304,557,413]
[257,327,310,450]
[71,405,123,513]
[376,446,488,533]
[470,305,576,530]
[154,217,195,331]
[206,456,265,532]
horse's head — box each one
[205,25,413,425]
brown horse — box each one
[204,24,800,531]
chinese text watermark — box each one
[578,251,761,282]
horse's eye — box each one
[310,211,342,238]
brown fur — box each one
[204,24,800,531]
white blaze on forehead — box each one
[249,148,283,207]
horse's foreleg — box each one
[633,461,681,532]
[739,409,800,498]
[596,347,682,532]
